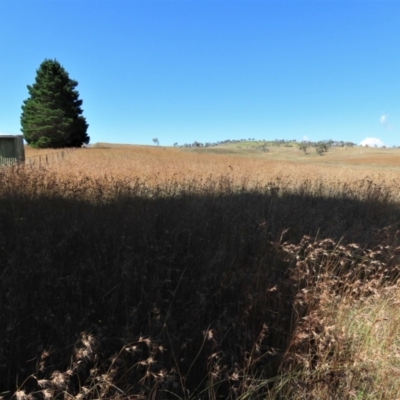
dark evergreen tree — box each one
[21,59,89,148]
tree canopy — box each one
[21,59,89,148]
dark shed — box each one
[0,135,25,166]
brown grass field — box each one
[23,142,400,183]
[1,143,400,399]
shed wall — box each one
[0,136,25,166]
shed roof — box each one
[0,134,23,138]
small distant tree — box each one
[153,138,159,146]
[21,59,89,148]
[316,146,324,156]
[257,142,269,153]
[316,142,328,155]
[299,142,308,154]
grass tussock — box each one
[1,147,400,399]
[271,237,400,399]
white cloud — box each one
[380,114,392,130]
[359,137,385,147]
[302,135,309,141]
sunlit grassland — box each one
[189,140,400,167]
[26,144,400,187]
[1,144,400,399]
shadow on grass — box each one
[1,188,400,398]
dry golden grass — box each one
[25,145,400,199]
[269,237,400,399]
[1,143,400,399]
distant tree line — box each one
[174,138,259,148]
[298,140,356,155]
[172,138,357,152]
[174,138,298,148]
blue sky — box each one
[1,0,400,147]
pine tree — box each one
[21,59,89,148]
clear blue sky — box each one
[1,0,400,147]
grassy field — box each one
[24,142,400,179]
[188,141,400,167]
[2,143,400,399]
